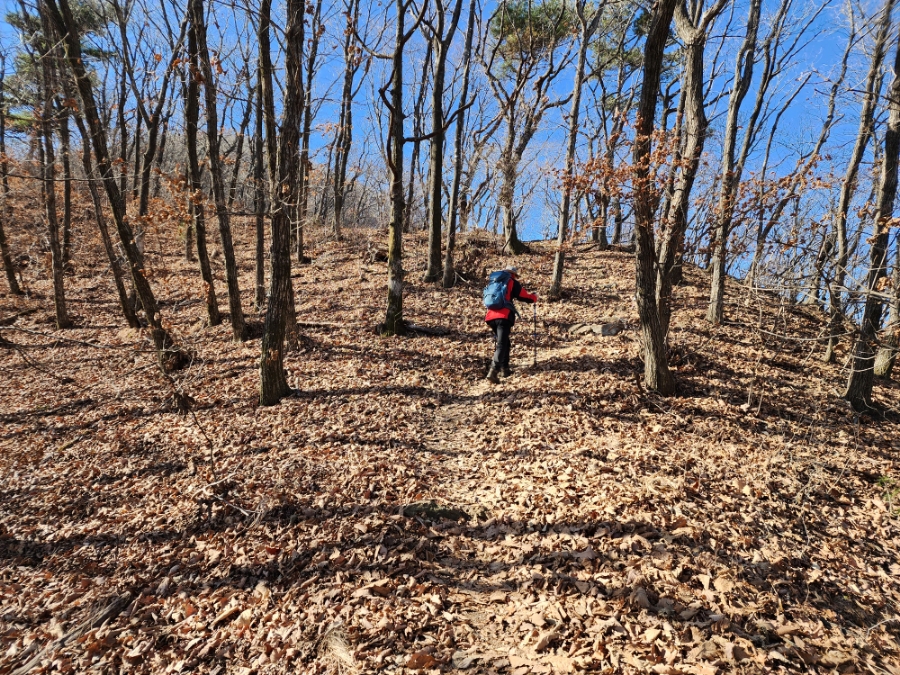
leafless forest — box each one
[2,0,900,673]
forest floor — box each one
[2,216,900,675]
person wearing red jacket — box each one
[485,266,537,383]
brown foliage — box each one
[2,220,900,674]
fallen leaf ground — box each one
[2,217,900,675]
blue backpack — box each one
[482,270,513,311]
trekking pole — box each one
[533,303,538,367]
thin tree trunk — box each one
[423,0,464,283]
[498,129,526,255]
[655,0,727,334]
[405,42,432,234]
[152,116,168,200]
[549,1,598,299]
[227,81,254,209]
[38,9,70,329]
[254,76,265,310]
[117,66,128,203]
[183,166,195,261]
[0,65,23,295]
[825,0,894,362]
[632,0,677,395]
[45,0,186,370]
[874,234,900,377]
[845,22,900,410]
[71,108,140,328]
[442,0,476,288]
[131,111,141,200]
[192,0,246,341]
[59,110,73,266]
[611,196,623,245]
[332,0,361,241]
[185,23,221,327]
[297,0,322,262]
[383,0,410,336]
[140,84,176,218]
[259,0,301,405]
[706,0,761,324]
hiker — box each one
[483,265,537,383]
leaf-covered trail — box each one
[2,229,900,674]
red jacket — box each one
[485,277,537,323]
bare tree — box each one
[824,0,895,362]
[191,0,247,341]
[706,0,829,323]
[421,0,464,282]
[632,0,678,394]
[0,61,23,295]
[111,0,187,223]
[704,0,761,324]
[37,4,71,329]
[259,0,302,404]
[57,61,140,329]
[442,0,477,287]
[45,0,186,370]
[379,0,430,335]
[332,0,368,240]
[874,233,900,376]
[650,0,730,334]
[296,0,324,262]
[584,3,640,247]
[184,13,221,328]
[483,0,574,255]
[254,76,265,310]
[845,14,900,410]
[548,0,605,299]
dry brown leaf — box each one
[406,650,438,670]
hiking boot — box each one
[486,364,500,384]
[501,365,513,378]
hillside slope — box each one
[2,224,899,674]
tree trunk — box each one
[185,23,222,328]
[845,23,900,410]
[706,0,761,324]
[423,0,464,283]
[131,111,141,201]
[71,109,140,328]
[332,0,361,241]
[192,0,247,341]
[59,110,73,266]
[874,234,900,378]
[117,66,128,205]
[254,76,266,310]
[549,2,597,299]
[183,165,195,261]
[611,196,623,245]
[442,0,476,288]
[825,0,894,362]
[45,0,186,370]
[405,41,431,234]
[259,0,302,405]
[297,0,322,263]
[655,0,726,334]
[423,47,447,282]
[632,0,677,395]
[152,115,171,200]
[0,66,22,295]
[227,82,255,209]
[498,129,526,255]
[383,0,410,336]
[38,9,70,329]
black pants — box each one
[488,319,512,368]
